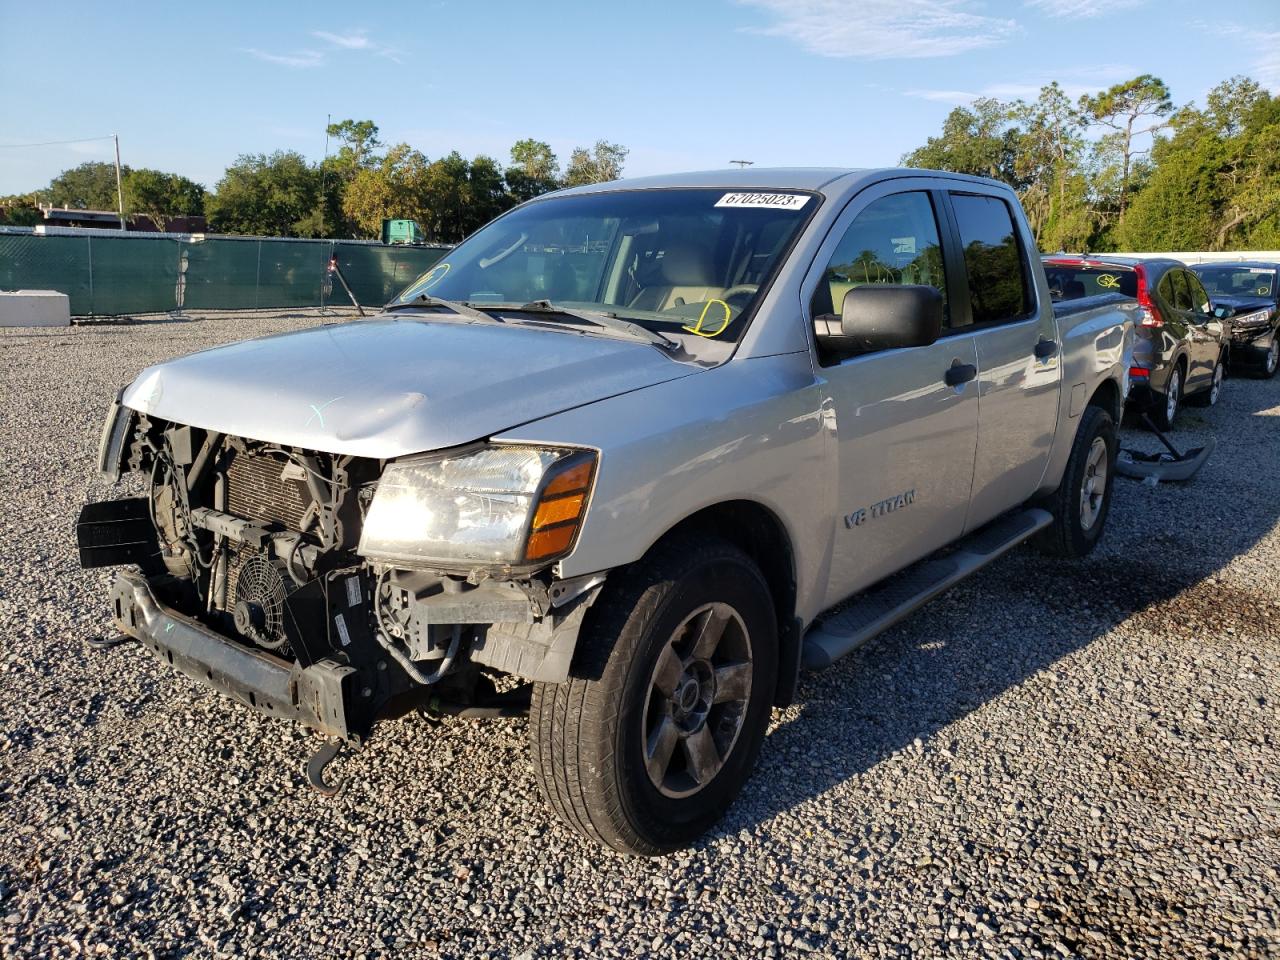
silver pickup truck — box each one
[79,168,1134,855]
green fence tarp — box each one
[0,231,448,316]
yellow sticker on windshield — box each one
[1259,286,1271,296]
[1096,274,1120,289]
[401,262,451,299]
[683,299,732,338]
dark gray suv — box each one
[1044,256,1229,430]
[1191,261,1280,379]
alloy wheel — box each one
[1165,370,1180,424]
[642,602,753,799]
[1080,436,1108,531]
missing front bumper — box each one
[109,570,364,742]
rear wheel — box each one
[1035,404,1117,559]
[1152,363,1183,431]
[530,534,777,855]
[1190,355,1225,407]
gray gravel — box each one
[2,309,1279,959]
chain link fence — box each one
[0,228,449,316]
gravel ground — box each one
[2,309,1278,959]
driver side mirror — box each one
[814,285,944,357]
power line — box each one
[0,135,114,149]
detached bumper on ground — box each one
[109,570,359,742]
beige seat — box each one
[629,241,722,312]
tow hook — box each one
[84,634,133,651]
[305,739,347,796]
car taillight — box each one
[1129,366,1151,378]
[1134,264,1164,327]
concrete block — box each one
[0,290,71,327]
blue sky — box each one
[2,0,1277,194]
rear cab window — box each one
[948,193,1034,326]
[1042,262,1138,300]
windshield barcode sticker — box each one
[715,192,809,210]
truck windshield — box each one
[1193,265,1276,298]
[391,188,815,344]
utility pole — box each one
[113,133,125,230]
[320,113,331,237]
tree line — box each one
[902,74,1280,253]
[0,121,628,242]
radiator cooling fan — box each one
[232,554,291,651]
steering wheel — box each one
[718,284,759,305]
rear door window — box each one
[1170,270,1194,312]
[1184,271,1212,316]
[948,193,1034,325]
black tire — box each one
[1151,361,1183,431]
[1189,354,1225,407]
[530,534,777,855]
[1034,404,1117,559]
[1258,337,1279,380]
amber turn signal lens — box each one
[525,524,577,562]
[532,492,585,529]
[523,452,596,563]
[542,460,592,498]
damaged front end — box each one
[79,401,604,746]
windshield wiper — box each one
[386,294,500,324]
[513,300,677,351]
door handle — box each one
[944,361,977,386]
[1034,338,1059,359]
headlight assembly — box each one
[357,445,597,568]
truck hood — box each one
[121,315,700,458]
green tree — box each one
[506,138,560,202]
[325,119,382,177]
[46,161,127,210]
[901,99,1021,186]
[122,169,205,230]
[0,193,43,226]
[1080,75,1172,222]
[341,143,431,237]
[206,151,323,237]
[1013,83,1094,250]
[563,140,629,186]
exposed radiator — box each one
[225,452,311,532]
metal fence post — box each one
[254,240,262,310]
[86,236,94,317]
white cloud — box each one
[242,48,324,68]
[738,0,1019,59]
[906,65,1141,105]
[312,30,373,50]
[1024,0,1144,17]
[312,28,403,64]
[1194,21,1280,93]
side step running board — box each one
[802,507,1052,670]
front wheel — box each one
[1035,404,1117,559]
[530,535,777,855]
[1259,338,1279,379]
